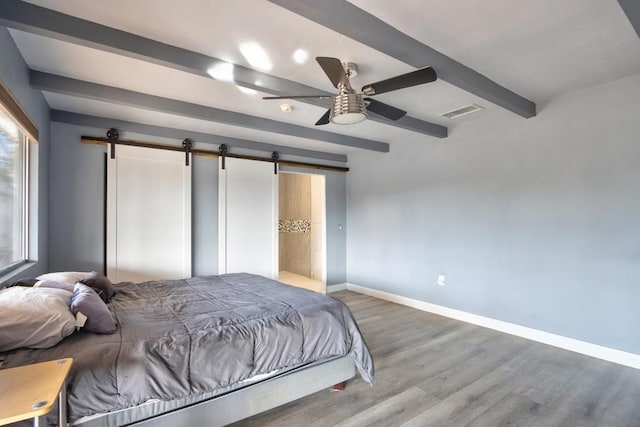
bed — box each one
[0,273,374,427]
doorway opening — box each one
[278,172,326,293]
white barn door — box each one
[107,145,191,283]
[219,157,277,279]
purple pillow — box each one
[79,272,115,303]
[7,278,38,287]
[70,283,117,334]
[35,280,75,293]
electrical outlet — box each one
[437,274,446,286]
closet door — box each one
[107,145,191,283]
[219,157,277,279]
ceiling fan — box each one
[263,57,437,125]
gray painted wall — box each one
[0,26,50,282]
[48,123,105,273]
[48,124,347,284]
[191,154,218,277]
[346,72,640,355]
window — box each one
[0,79,38,276]
[0,108,29,273]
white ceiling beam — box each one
[0,0,447,138]
[32,71,390,152]
[619,0,640,39]
[269,0,537,119]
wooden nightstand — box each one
[0,358,73,427]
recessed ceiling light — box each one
[207,62,234,82]
[280,103,293,113]
[237,85,257,95]
[292,49,309,64]
[239,42,272,71]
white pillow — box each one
[0,287,76,352]
[36,271,92,284]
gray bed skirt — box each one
[75,356,355,427]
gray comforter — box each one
[0,273,373,423]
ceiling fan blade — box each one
[361,67,437,96]
[315,109,332,125]
[364,98,407,121]
[316,57,352,91]
[262,95,333,100]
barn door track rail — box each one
[83,131,349,173]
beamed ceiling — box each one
[1,0,640,162]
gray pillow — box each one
[0,287,76,351]
[70,283,117,334]
[7,278,38,287]
[80,272,115,303]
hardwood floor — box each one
[232,290,640,427]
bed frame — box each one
[72,356,355,427]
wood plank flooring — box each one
[232,291,640,427]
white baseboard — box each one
[342,282,640,370]
[327,283,347,293]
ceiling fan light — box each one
[331,112,367,125]
[330,93,367,125]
